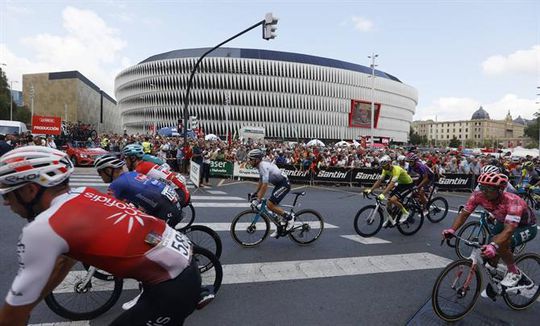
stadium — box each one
[114,48,418,143]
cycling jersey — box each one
[142,153,165,166]
[108,171,183,224]
[463,191,536,226]
[408,161,435,182]
[6,187,192,306]
[381,165,413,185]
[135,161,190,207]
[257,160,288,185]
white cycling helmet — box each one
[480,164,500,174]
[94,154,125,171]
[379,155,392,165]
[0,146,74,195]
[397,155,406,162]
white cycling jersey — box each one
[257,160,287,185]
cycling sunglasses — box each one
[478,184,499,193]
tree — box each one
[524,112,539,141]
[0,68,11,120]
[409,126,424,145]
[449,136,460,148]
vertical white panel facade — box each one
[115,48,418,142]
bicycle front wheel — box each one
[432,259,482,322]
[45,263,123,320]
[397,208,424,236]
[503,253,540,310]
[193,246,223,294]
[426,197,449,223]
[230,209,270,247]
[455,221,487,259]
[288,209,324,245]
[353,205,383,237]
[176,203,196,230]
[183,225,222,259]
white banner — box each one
[190,161,200,187]
[233,162,260,179]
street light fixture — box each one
[181,13,278,145]
[368,53,378,148]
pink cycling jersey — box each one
[6,187,192,306]
[463,191,536,226]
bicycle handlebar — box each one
[441,233,482,249]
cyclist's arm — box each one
[417,173,430,188]
[381,177,396,196]
[449,209,472,231]
[369,177,383,192]
[491,222,517,247]
[257,182,268,200]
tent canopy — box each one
[306,139,325,147]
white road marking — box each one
[191,195,241,200]
[30,322,90,326]
[202,222,337,231]
[340,234,391,244]
[206,190,227,195]
[192,202,250,207]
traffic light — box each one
[262,12,278,40]
[189,115,199,129]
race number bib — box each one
[160,228,192,261]
[161,185,178,203]
[145,226,192,274]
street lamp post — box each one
[225,92,231,144]
[368,53,378,147]
[181,13,278,146]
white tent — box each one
[334,140,351,147]
[306,139,325,147]
[502,146,539,158]
[205,134,220,141]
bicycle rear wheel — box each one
[176,203,196,230]
[455,221,487,259]
[183,224,222,259]
[503,253,540,310]
[288,209,324,245]
[426,197,449,223]
[230,209,270,247]
[45,263,123,321]
[397,208,424,236]
[193,246,223,294]
[353,205,383,237]
[432,259,481,322]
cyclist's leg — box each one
[266,180,291,218]
[110,260,201,326]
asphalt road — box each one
[0,169,539,326]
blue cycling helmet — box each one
[122,144,144,158]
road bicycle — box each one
[516,186,540,211]
[454,207,526,260]
[432,234,540,322]
[174,200,197,230]
[230,191,324,247]
[424,184,449,223]
[353,191,424,237]
[45,245,222,320]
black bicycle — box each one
[424,184,449,223]
[517,187,540,211]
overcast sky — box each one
[1,0,539,122]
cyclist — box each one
[123,144,190,209]
[475,165,518,194]
[397,155,408,170]
[442,172,537,288]
[406,152,435,214]
[364,155,415,227]
[0,146,201,326]
[248,148,295,238]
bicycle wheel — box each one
[193,246,223,294]
[82,264,115,281]
[432,259,482,322]
[397,208,424,236]
[230,209,270,247]
[183,225,222,259]
[45,263,123,320]
[176,203,196,230]
[503,253,540,310]
[426,197,449,223]
[455,221,488,259]
[288,209,324,245]
[353,205,383,237]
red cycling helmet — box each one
[477,172,508,188]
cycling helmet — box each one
[0,146,74,195]
[477,172,508,189]
[523,161,534,169]
[405,152,419,162]
[94,155,125,171]
[248,149,265,160]
[480,165,500,174]
[122,144,144,158]
[397,155,406,162]
[379,155,391,166]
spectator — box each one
[46,136,57,149]
[0,134,12,156]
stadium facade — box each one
[115,48,418,142]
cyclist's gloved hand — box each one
[250,198,260,207]
[377,193,385,201]
[441,228,455,239]
[363,189,372,195]
[481,243,497,258]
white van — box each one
[0,120,28,135]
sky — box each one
[1,0,539,122]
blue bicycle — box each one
[230,191,324,247]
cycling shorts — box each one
[269,179,291,205]
[389,183,415,201]
[490,221,538,247]
[109,258,201,326]
[152,197,184,228]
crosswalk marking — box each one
[190,195,243,201]
[340,235,391,244]
[30,322,90,326]
[203,222,337,231]
[193,202,250,207]
[206,190,227,195]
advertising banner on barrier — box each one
[276,164,311,182]
[436,174,473,190]
[190,161,200,187]
[210,160,233,177]
[352,168,382,186]
[233,162,260,179]
[313,167,352,183]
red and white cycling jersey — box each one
[135,161,190,206]
[6,187,192,306]
[463,191,536,226]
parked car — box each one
[64,141,108,166]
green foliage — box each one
[409,126,426,145]
[524,113,539,140]
[449,136,461,148]
[0,68,18,121]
